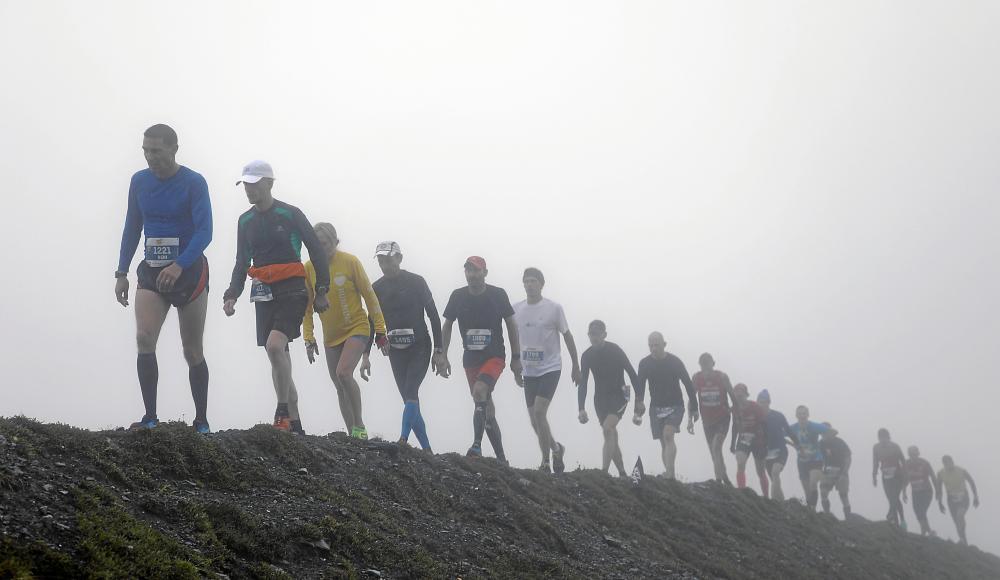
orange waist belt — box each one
[248,263,306,284]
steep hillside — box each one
[1,417,997,579]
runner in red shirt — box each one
[731,383,769,496]
[693,353,735,485]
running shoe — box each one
[192,420,211,435]
[356,427,368,440]
[496,455,510,467]
[552,442,566,474]
[466,444,482,458]
[538,462,552,474]
[273,416,291,431]
[397,438,409,446]
[129,416,159,431]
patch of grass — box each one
[0,538,80,579]
[74,487,207,579]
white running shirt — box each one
[513,298,569,377]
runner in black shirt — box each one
[637,332,697,479]
[820,425,852,518]
[578,320,643,477]
[439,256,522,464]
[370,241,443,452]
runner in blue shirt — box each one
[788,405,834,510]
[757,390,794,500]
[114,124,213,434]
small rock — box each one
[85,477,95,482]
[297,468,309,475]
[58,490,68,496]
[42,484,54,493]
[603,535,624,549]
[310,539,331,551]
[518,478,531,487]
[362,570,382,578]
[55,462,66,467]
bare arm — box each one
[562,331,581,373]
[967,471,980,502]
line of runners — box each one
[114,125,982,546]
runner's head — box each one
[942,455,954,469]
[587,320,607,347]
[908,445,920,459]
[756,388,771,410]
[237,160,275,204]
[877,427,891,443]
[314,223,339,257]
[375,241,403,276]
[142,124,179,178]
[698,352,715,371]
[821,422,835,439]
[523,267,544,300]
[795,405,810,423]
[733,383,749,403]
[647,332,666,356]
[464,256,487,288]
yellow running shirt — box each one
[938,467,969,498]
[304,250,387,347]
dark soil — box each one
[1,417,998,579]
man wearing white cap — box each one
[370,241,444,451]
[223,160,330,434]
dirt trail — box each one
[1,417,997,579]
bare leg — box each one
[134,289,170,354]
[602,414,624,475]
[324,345,356,430]
[265,330,293,409]
[661,425,678,479]
[770,462,786,501]
[735,451,749,488]
[334,338,367,430]
[532,396,555,464]
[284,350,300,421]
[177,291,207,366]
[710,433,729,483]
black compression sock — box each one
[137,353,158,420]
[473,402,487,446]
[189,360,209,422]
[290,419,303,434]
[485,416,505,459]
[275,403,289,418]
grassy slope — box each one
[1,417,998,580]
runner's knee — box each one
[136,329,158,353]
[182,344,204,366]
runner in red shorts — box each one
[439,256,522,465]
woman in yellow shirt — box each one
[304,223,387,439]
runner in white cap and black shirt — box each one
[370,241,443,452]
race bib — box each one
[766,448,782,460]
[738,432,756,446]
[465,329,492,351]
[824,466,842,477]
[800,443,818,457]
[388,328,416,349]
[250,279,273,302]
[882,466,898,479]
[621,384,632,401]
[144,237,179,267]
[522,348,545,366]
[700,390,721,406]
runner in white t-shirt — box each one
[513,267,581,474]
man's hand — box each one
[510,358,524,386]
[306,341,319,364]
[939,501,946,514]
[974,497,981,509]
[686,417,696,435]
[156,263,182,293]
[223,299,237,317]
[431,352,447,376]
[634,400,646,417]
[313,294,330,314]
[872,476,878,488]
[435,355,451,378]
[115,277,130,307]
[360,354,371,382]
[902,492,909,504]
[571,365,581,386]
[578,410,589,424]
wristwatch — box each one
[114,270,128,279]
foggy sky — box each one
[2,1,998,555]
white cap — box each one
[236,160,275,185]
[374,241,402,257]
